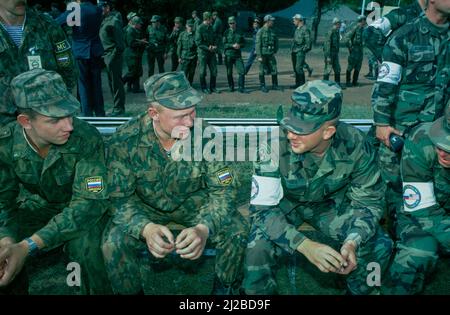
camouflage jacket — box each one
[291,25,311,54]
[371,15,450,131]
[195,22,217,57]
[256,26,278,56]
[222,28,245,58]
[168,26,182,54]
[363,1,423,62]
[323,27,340,57]
[250,123,385,254]
[147,24,168,53]
[401,123,449,214]
[345,24,364,51]
[0,9,77,125]
[107,113,239,240]
[99,14,125,63]
[124,26,146,59]
[177,30,197,60]
[0,119,109,249]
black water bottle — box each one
[389,133,404,152]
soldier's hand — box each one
[257,57,262,62]
[175,224,209,260]
[0,241,28,287]
[326,57,332,64]
[297,239,346,273]
[336,240,357,275]
[142,223,175,258]
[0,237,15,248]
[233,43,240,50]
[376,125,402,148]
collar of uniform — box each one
[138,113,158,148]
[419,14,450,37]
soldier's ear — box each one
[322,125,336,141]
[17,114,32,130]
[148,106,159,121]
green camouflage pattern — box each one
[147,23,168,54]
[323,26,341,77]
[345,23,364,73]
[11,69,79,118]
[279,80,342,135]
[0,118,111,294]
[177,29,197,84]
[256,25,278,56]
[124,25,146,79]
[102,114,249,293]
[168,21,183,71]
[144,71,202,109]
[385,123,450,294]
[195,22,218,87]
[223,27,245,77]
[371,15,450,131]
[291,24,311,54]
[243,123,392,294]
[429,102,450,152]
[0,9,77,124]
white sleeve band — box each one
[370,17,392,37]
[403,182,437,212]
[250,175,284,206]
[377,62,402,85]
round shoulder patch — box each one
[403,184,421,209]
[250,177,259,201]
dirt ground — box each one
[102,38,375,116]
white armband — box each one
[377,62,402,85]
[250,175,283,206]
[403,182,437,212]
[370,17,392,37]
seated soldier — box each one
[101,71,249,295]
[385,103,450,295]
[243,80,393,295]
[0,69,111,294]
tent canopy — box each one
[271,0,316,19]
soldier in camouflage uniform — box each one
[168,17,184,71]
[195,11,220,94]
[371,1,450,235]
[0,1,77,125]
[123,16,147,93]
[365,50,378,80]
[147,15,168,77]
[345,16,366,88]
[100,2,126,116]
[290,14,311,89]
[223,16,246,93]
[177,19,197,85]
[243,80,393,295]
[323,18,344,88]
[102,72,249,295]
[0,69,111,294]
[212,11,223,65]
[191,10,201,34]
[384,103,450,295]
[256,15,280,93]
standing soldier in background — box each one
[365,50,378,80]
[191,10,201,34]
[371,0,450,235]
[177,19,197,85]
[195,11,220,94]
[323,18,344,88]
[345,15,366,88]
[99,0,123,28]
[123,11,137,33]
[100,0,126,116]
[290,14,311,89]
[256,15,280,93]
[147,15,168,77]
[244,17,260,75]
[384,103,450,295]
[223,16,246,93]
[212,11,223,65]
[168,17,184,71]
[0,0,77,125]
[123,16,147,93]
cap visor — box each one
[279,116,321,135]
[429,117,450,152]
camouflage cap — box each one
[174,16,184,23]
[212,11,218,16]
[254,17,261,24]
[186,19,195,27]
[279,80,342,135]
[11,69,80,118]
[429,102,450,152]
[228,16,236,23]
[151,15,161,22]
[293,14,303,20]
[203,11,212,20]
[144,71,203,110]
[126,11,137,21]
[264,15,275,22]
[332,17,341,24]
[130,16,143,26]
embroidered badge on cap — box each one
[86,176,104,193]
[403,184,421,209]
[217,168,233,185]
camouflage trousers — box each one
[243,205,393,295]
[384,208,450,294]
[225,55,245,77]
[3,203,112,295]
[102,208,249,294]
[291,52,306,76]
[259,54,278,76]
[105,53,126,113]
[323,53,341,77]
[147,50,165,77]
[347,48,363,72]
[198,52,218,79]
[124,54,143,79]
[180,57,197,85]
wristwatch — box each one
[25,238,39,257]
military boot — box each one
[200,76,210,94]
[346,70,352,88]
[272,75,281,91]
[335,73,346,89]
[210,76,220,93]
[227,75,235,92]
[259,75,268,93]
[352,70,360,87]
[238,75,247,93]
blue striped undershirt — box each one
[1,23,24,47]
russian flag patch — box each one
[216,168,233,186]
[86,176,104,193]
